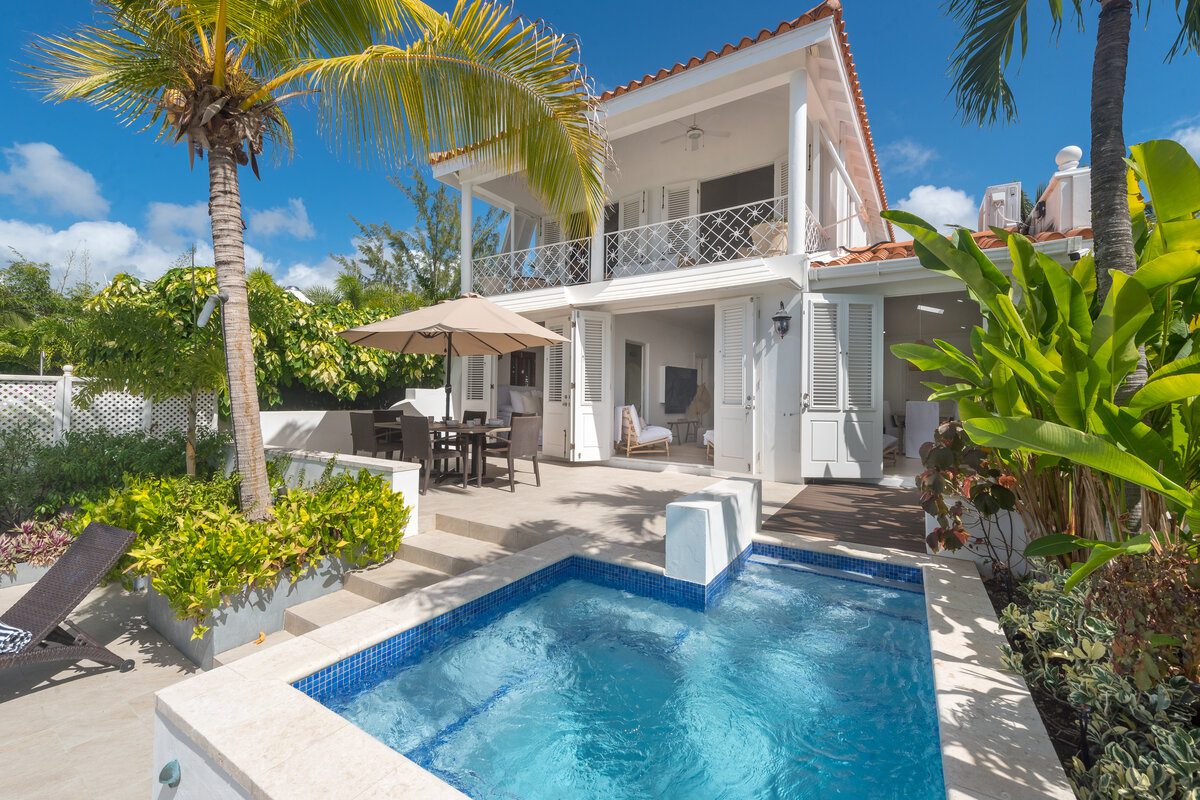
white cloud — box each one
[890,185,977,241]
[248,198,315,239]
[0,142,109,217]
[278,257,338,289]
[145,201,209,249]
[881,139,937,175]
[1171,124,1200,161]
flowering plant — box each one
[0,514,76,573]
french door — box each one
[713,297,757,474]
[541,316,571,459]
[571,310,613,461]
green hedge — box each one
[80,468,410,638]
[0,427,226,528]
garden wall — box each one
[0,366,218,444]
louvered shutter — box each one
[846,302,874,410]
[663,182,697,260]
[775,157,789,219]
[808,301,840,409]
[464,355,486,402]
[540,216,563,245]
[581,316,604,403]
[545,321,566,403]
[719,304,745,406]
[616,193,645,266]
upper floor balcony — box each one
[470,195,831,296]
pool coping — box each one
[153,532,1074,800]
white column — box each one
[459,181,474,295]
[589,163,606,283]
[787,67,809,256]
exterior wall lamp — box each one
[771,302,792,339]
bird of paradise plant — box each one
[25,0,608,517]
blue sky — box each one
[2,1,1198,287]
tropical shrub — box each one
[79,469,411,637]
[919,420,1018,550]
[0,427,227,528]
[886,138,1200,588]
[1000,568,1200,799]
[0,514,76,573]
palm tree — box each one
[27,0,607,518]
[945,0,1199,301]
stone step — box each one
[398,530,515,575]
[434,514,551,550]
[212,630,295,667]
[344,559,453,603]
[284,589,379,636]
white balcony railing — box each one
[471,197,830,295]
[603,196,789,280]
[472,236,592,295]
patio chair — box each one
[401,414,466,494]
[703,429,714,461]
[350,410,395,459]
[616,405,672,458]
[372,409,404,452]
[485,414,542,492]
[0,522,137,673]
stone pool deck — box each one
[0,462,938,799]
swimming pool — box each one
[315,557,944,800]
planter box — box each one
[147,557,351,669]
[0,562,52,588]
[924,500,1031,579]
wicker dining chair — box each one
[372,408,404,452]
[349,410,395,459]
[401,414,466,494]
[486,414,541,492]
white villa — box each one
[438,0,1094,485]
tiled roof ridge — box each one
[813,227,1095,268]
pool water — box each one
[325,560,945,799]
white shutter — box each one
[540,216,563,245]
[846,302,875,410]
[808,301,840,409]
[616,193,646,267]
[464,355,486,402]
[546,321,566,403]
[663,181,697,260]
[719,304,745,406]
[619,193,644,230]
[581,316,604,403]
[775,157,789,219]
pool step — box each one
[398,530,516,575]
[344,559,453,603]
[433,514,557,550]
[284,589,379,636]
[212,630,295,667]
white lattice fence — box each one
[0,366,218,444]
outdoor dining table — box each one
[376,420,510,486]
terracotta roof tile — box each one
[812,228,1094,268]
[598,1,888,221]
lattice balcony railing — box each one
[603,196,790,279]
[471,237,592,296]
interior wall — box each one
[883,292,981,418]
[612,307,714,429]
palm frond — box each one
[272,0,607,232]
[945,0,1084,125]
[1166,0,1200,59]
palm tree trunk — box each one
[185,388,197,477]
[1090,0,1146,533]
[1090,0,1137,302]
[207,143,272,519]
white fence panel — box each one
[0,366,218,444]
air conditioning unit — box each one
[977,181,1022,230]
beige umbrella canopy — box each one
[338,293,569,419]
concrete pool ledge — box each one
[154,532,1074,800]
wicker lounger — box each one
[0,523,137,673]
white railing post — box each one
[57,364,74,438]
[460,181,474,295]
[142,397,155,432]
[787,67,809,255]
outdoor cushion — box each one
[0,621,32,654]
[640,424,673,444]
[510,391,528,414]
[702,429,714,447]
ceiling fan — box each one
[660,114,731,151]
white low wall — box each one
[260,410,354,453]
[266,446,420,539]
[664,477,761,585]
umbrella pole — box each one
[444,332,453,421]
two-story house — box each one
[433,0,1093,486]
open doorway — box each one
[612,305,714,466]
[883,291,982,483]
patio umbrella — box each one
[337,293,569,420]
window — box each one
[510,351,536,387]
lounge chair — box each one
[703,429,714,461]
[616,405,672,458]
[0,523,137,673]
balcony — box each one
[472,197,827,296]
